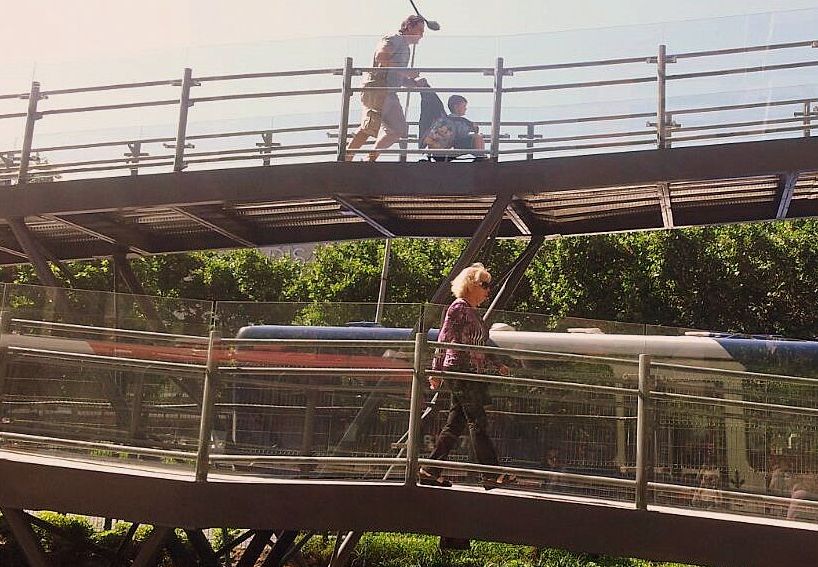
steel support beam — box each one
[261,530,299,567]
[657,182,674,228]
[329,531,361,567]
[334,195,396,238]
[236,530,275,567]
[484,234,545,317]
[507,200,538,236]
[184,529,219,567]
[132,526,172,567]
[170,205,256,248]
[44,214,148,255]
[775,172,799,219]
[0,508,50,567]
[7,218,59,287]
[430,191,514,305]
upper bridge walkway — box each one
[2,284,818,565]
[2,35,818,269]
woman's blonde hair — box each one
[450,263,491,299]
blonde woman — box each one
[419,263,516,490]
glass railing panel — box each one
[213,301,424,336]
[419,340,638,501]
[650,343,818,522]
[212,334,415,481]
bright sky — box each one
[3,0,818,156]
[3,0,818,70]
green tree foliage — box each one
[3,220,818,336]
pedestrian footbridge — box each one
[3,31,818,566]
[2,286,818,566]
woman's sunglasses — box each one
[478,280,492,290]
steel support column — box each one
[261,530,299,567]
[775,172,799,219]
[1,508,50,567]
[17,82,43,185]
[184,529,219,567]
[483,234,544,318]
[236,530,274,567]
[7,218,59,287]
[429,191,514,305]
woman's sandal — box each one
[418,468,452,487]
[483,473,518,491]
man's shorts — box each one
[360,92,408,138]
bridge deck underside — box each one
[1,449,817,567]
[0,136,817,265]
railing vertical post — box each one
[17,81,43,184]
[337,57,354,162]
[405,330,427,486]
[195,330,220,482]
[803,101,812,138]
[173,68,194,172]
[490,57,505,161]
[655,45,668,149]
[635,353,654,510]
[526,123,535,160]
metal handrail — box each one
[9,318,210,342]
[208,455,406,466]
[507,55,652,73]
[223,338,414,347]
[194,68,342,82]
[417,458,638,488]
[0,431,198,460]
[39,79,179,96]
[668,59,818,81]
[652,390,818,417]
[428,340,641,366]
[427,368,637,395]
[670,39,818,59]
[7,346,207,374]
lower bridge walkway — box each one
[1,285,818,566]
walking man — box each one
[345,15,426,161]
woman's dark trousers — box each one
[427,383,498,477]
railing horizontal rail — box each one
[652,390,818,417]
[670,39,818,59]
[40,79,179,96]
[508,129,654,144]
[39,99,179,116]
[0,431,197,460]
[673,115,808,133]
[217,366,411,375]
[429,368,636,395]
[191,88,342,103]
[194,68,341,82]
[670,97,811,115]
[208,455,406,466]
[648,481,818,509]
[0,112,27,120]
[0,124,342,156]
[651,359,818,385]
[671,124,815,143]
[502,112,655,127]
[668,59,818,81]
[185,150,335,165]
[10,318,210,342]
[5,161,175,177]
[352,86,493,94]
[0,92,29,101]
[418,458,637,488]
[508,55,652,72]
[354,66,493,74]
[428,340,640,367]
[223,338,414,348]
[499,138,657,155]
[7,346,207,374]
[504,76,656,93]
